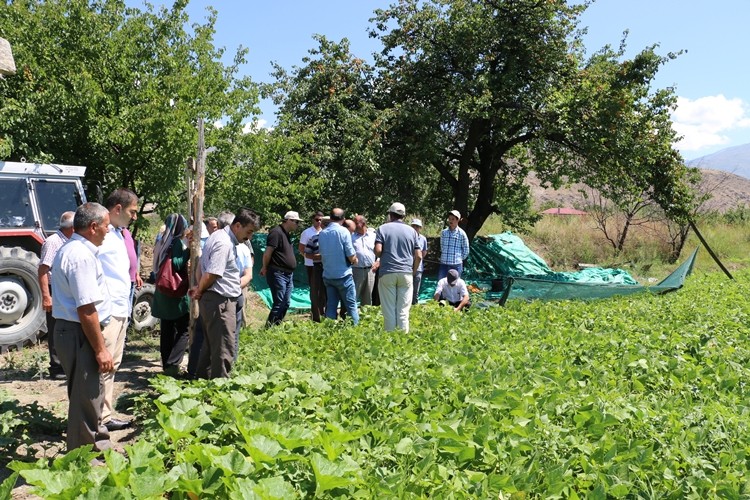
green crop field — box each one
[5,269,750,498]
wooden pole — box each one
[689,219,733,280]
[188,119,206,339]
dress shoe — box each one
[49,370,66,381]
[105,418,133,431]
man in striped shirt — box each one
[439,210,470,280]
[38,211,75,380]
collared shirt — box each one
[122,227,139,282]
[434,277,469,303]
[440,226,470,265]
[318,223,355,280]
[51,233,111,323]
[416,234,428,272]
[39,230,69,282]
[99,225,132,317]
[375,221,420,275]
[236,241,253,272]
[201,225,241,298]
[352,228,377,268]
[299,226,320,267]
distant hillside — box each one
[526,169,750,213]
[687,143,750,179]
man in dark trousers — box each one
[51,203,114,452]
[38,210,75,380]
[189,208,260,378]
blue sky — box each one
[133,0,750,161]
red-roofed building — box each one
[541,207,588,216]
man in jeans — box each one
[318,208,359,325]
[260,211,302,327]
[375,202,422,332]
[439,209,470,279]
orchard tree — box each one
[369,0,697,240]
[269,36,397,218]
[0,0,259,230]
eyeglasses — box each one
[314,218,322,222]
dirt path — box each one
[0,329,162,498]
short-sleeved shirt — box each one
[375,221,420,275]
[51,233,112,323]
[99,225,132,317]
[434,277,469,303]
[440,226,470,265]
[305,233,321,263]
[236,241,253,278]
[416,234,428,273]
[299,226,320,267]
[266,225,297,272]
[201,226,241,298]
[39,230,68,282]
[352,228,377,268]
[318,223,355,280]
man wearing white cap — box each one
[439,209,470,280]
[374,202,422,332]
[260,210,302,326]
[410,218,428,305]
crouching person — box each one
[433,269,471,312]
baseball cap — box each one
[388,202,406,216]
[447,269,459,285]
[410,218,423,227]
[448,210,461,219]
[283,211,303,222]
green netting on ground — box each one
[464,232,638,284]
[249,232,697,310]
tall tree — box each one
[0,0,259,229]
[369,0,696,240]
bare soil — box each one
[0,328,163,499]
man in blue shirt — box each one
[318,208,359,325]
[439,210,470,280]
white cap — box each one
[448,210,461,219]
[283,210,303,222]
[410,218,422,227]
[388,202,406,216]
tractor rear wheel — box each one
[0,246,45,352]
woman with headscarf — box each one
[151,213,190,377]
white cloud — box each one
[672,95,750,151]
[242,119,272,134]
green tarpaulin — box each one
[248,232,697,310]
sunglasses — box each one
[314,218,322,222]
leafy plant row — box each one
[7,270,750,498]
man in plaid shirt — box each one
[439,210,470,280]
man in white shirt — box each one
[352,215,379,306]
[98,188,139,431]
[52,203,114,451]
[433,269,471,312]
[299,211,325,321]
